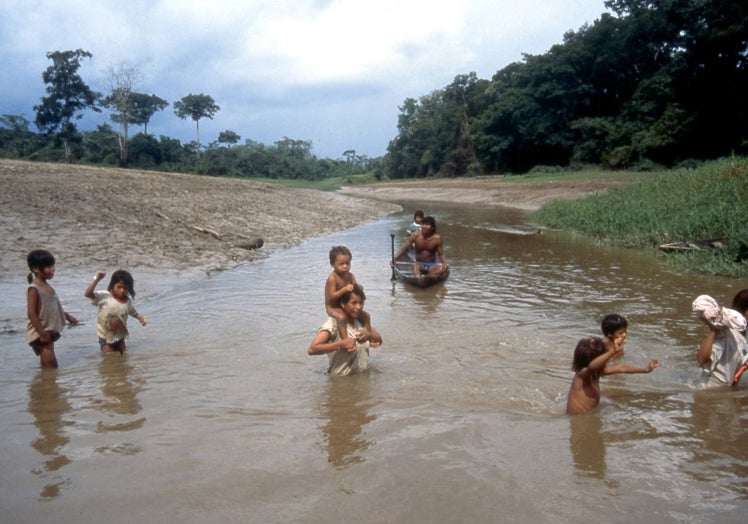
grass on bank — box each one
[531,157,748,277]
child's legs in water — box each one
[31,341,58,368]
[99,337,126,354]
[30,333,59,368]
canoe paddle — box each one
[390,233,397,281]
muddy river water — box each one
[1,200,746,523]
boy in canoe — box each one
[406,209,424,234]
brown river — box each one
[1,200,746,523]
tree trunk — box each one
[195,119,201,158]
[118,120,129,167]
[63,138,72,163]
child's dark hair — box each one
[108,269,136,298]
[572,337,607,372]
[422,216,437,232]
[26,249,55,283]
[340,284,366,305]
[329,245,352,265]
[601,313,628,336]
[413,209,424,220]
[732,289,748,315]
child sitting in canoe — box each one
[406,209,424,234]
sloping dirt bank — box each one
[339,175,632,211]
[0,159,400,287]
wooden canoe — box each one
[392,256,449,288]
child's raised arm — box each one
[84,270,106,299]
[587,346,618,374]
[603,359,659,375]
[696,326,718,366]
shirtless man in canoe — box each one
[392,215,448,278]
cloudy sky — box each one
[1,0,609,159]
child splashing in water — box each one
[566,336,658,415]
[85,269,147,354]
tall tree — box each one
[130,93,168,136]
[387,97,429,178]
[34,49,100,162]
[173,93,220,157]
[217,129,240,147]
[100,61,140,166]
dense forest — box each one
[389,0,748,176]
[1,0,747,178]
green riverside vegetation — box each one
[531,157,748,278]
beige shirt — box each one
[25,283,66,343]
[318,317,370,376]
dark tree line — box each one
[2,116,381,181]
[387,0,748,176]
[3,1,747,179]
[0,47,377,180]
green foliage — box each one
[129,133,163,167]
[0,114,46,157]
[34,49,100,162]
[387,1,748,175]
[217,130,240,146]
[532,157,748,276]
[129,93,168,135]
[387,73,489,178]
[82,124,119,164]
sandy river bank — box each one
[1,159,625,289]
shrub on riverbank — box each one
[531,157,748,277]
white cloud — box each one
[0,0,609,158]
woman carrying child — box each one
[309,284,382,376]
